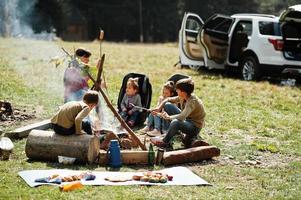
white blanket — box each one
[18,166,210,187]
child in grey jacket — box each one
[119,78,142,127]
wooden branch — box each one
[98,87,146,150]
[91,54,146,150]
[91,54,105,90]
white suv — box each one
[178,5,301,81]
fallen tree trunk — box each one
[25,130,100,164]
[162,146,220,166]
[98,150,149,165]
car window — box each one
[259,21,281,36]
[242,22,252,36]
[204,16,233,34]
[185,16,202,32]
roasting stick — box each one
[129,103,165,119]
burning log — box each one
[162,146,220,166]
[25,130,100,164]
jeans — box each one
[52,120,92,135]
[147,114,162,130]
[119,110,139,124]
[162,103,181,131]
[162,119,200,145]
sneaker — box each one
[140,126,151,134]
[147,129,161,137]
[150,137,168,148]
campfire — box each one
[0,100,34,124]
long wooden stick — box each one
[92,55,146,150]
[98,87,146,150]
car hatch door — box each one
[279,5,301,54]
[201,14,234,64]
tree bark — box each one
[163,146,220,166]
[25,130,100,164]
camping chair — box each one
[167,73,190,96]
[117,73,152,126]
[167,74,190,86]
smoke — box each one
[0,0,56,40]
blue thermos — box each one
[107,140,122,168]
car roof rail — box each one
[232,13,276,18]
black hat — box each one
[75,48,91,57]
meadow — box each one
[0,38,300,200]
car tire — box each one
[240,56,261,81]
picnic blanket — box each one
[19,166,210,187]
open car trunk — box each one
[280,5,301,61]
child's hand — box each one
[128,110,133,115]
[161,111,171,120]
[150,107,160,115]
[122,108,127,112]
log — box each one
[98,150,149,165]
[5,119,51,139]
[162,146,220,166]
[25,130,100,164]
[0,137,14,160]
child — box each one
[64,48,94,103]
[140,81,174,137]
[119,78,142,128]
[51,90,99,135]
[150,78,206,148]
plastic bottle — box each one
[148,143,155,166]
[108,139,122,168]
[59,181,83,192]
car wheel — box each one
[189,65,201,71]
[240,56,260,81]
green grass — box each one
[0,38,300,199]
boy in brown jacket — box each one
[51,90,99,135]
[150,78,206,148]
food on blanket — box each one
[159,176,168,183]
[81,172,96,181]
[149,177,160,183]
[60,181,83,192]
[140,176,150,182]
[132,175,143,181]
[50,174,60,179]
[62,175,80,182]
[35,176,62,184]
[34,172,96,184]
[132,172,173,184]
[167,175,173,181]
[143,171,153,177]
[105,176,132,182]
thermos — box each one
[156,148,164,165]
[107,140,122,168]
